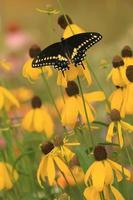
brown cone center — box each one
[110,109,121,121]
[112,55,124,68]
[94,146,107,161]
[40,141,54,155]
[58,14,73,29]
[121,46,132,57]
[126,65,133,82]
[31,96,42,108]
[29,44,41,58]
[65,81,79,97]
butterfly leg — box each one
[81,62,85,69]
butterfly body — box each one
[32,32,102,71]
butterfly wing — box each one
[65,32,102,65]
[32,42,69,71]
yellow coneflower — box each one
[57,156,84,188]
[22,96,54,138]
[0,162,19,190]
[54,136,80,162]
[107,55,126,87]
[106,109,133,148]
[84,146,130,199]
[22,44,53,81]
[61,81,105,128]
[37,141,73,187]
[57,15,92,87]
[0,86,20,110]
[12,87,33,103]
[121,45,133,67]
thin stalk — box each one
[56,0,74,34]
[40,67,61,119]
[86,60,111,111]
[62,148,85,200]
[68,167,85,200]
[92,120,108,127]
[117,133,129,200]
[77,76,95,149]
[123,133,133,167]
[100,191,105,200]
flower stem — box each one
[86,60,111,111]
[40,67,61,119]
[56,0,74,34]
[77,76,95,149]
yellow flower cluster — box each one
[107,46,133,147]
[108,46,133,117]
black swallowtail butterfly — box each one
[32,32,102,72]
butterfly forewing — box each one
[32,42,69,71]
[65,32,102,65]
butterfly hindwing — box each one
[65,32,102,65]
[32,42,69,71]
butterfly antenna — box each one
[81,62,85,69]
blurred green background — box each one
[1,0,133,51]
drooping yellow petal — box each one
[0,92,4,109]
[91,161,105,191]
[37,157,47,187]
[23,59,41,80]
[123,57,133,67]
[120,120,133,133]
[109,88,124,111]
[84,91,105,103]
[110,185,125,200]
[61,97,79,127]
[63,24,85,39]
[109,68,125,87]
[79,63,92,86]
[120,87,128,118]
[42,108,54,138]
[57,71,67,87]
[107,69,113,80]
[84,162,95,186]
[123,84,133,115]
[112,167,123,182]
[33,109,44,132]
[117,122,123,148]
[61,146,74,162]
[37,159,44,187]
[47,156,55,186]
[108,159,131,180]
[84,186,101,200]
[54,156,71,176]
[0,60,12,71]
[0,87,20,108]
[22,110,34,132]
[0,163,19,190]
[106,122,115,143]
[77,96,95,123]
[104,160,114,185]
